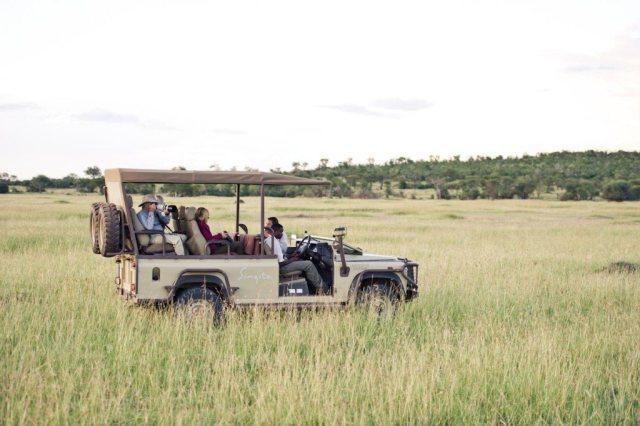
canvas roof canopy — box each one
[105,168,329,186]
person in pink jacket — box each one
[195,207,244,255]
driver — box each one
[264,223,326,295]
[137,194,187,255]
[266,216,288,254]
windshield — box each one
[307,236,363,255]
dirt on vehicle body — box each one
[91,168,419,321]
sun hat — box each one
[138,194,160,207]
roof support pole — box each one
[235,184,240,234]
[259,184,265,255]
[117,182,139,255]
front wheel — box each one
[174,287,224,325]
[357,283,398,318]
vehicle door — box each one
[226,255,280,304]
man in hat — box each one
[137,194,187,255]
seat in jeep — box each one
[182,207,209,255]
[125,195,173,254]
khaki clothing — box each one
[150,233,187,255]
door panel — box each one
[135,256,279,301]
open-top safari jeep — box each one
[90,168,419,321]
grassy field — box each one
[1,194,639,424]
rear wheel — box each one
[357,282,398,318]
[98,203,121,257]
[174,287,224,325]
[89,202,103,254]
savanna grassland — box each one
[1,194,639,424]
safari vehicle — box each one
[90,168,419,321]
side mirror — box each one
[333,226,347,238]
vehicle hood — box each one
[309,235,406,263]
[343,253,402,262]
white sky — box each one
[0,0,639,178]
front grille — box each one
[403,260,419,300]
[406,265,415,283]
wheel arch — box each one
[348,270,405,302]
[169,270,232,302]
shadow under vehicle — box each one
[90,168,419,321]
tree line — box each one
[289,151,640,201]
[1,151,640,201]
[0,167,105,194]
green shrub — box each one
[513,177,537,199]
[460,187,480,200]
[601,180,631,201]
[125,183,156,194]
[27,175,51,192]
[560,179,599,201]
[458,178,480,200]
[162,183,203,197]
[204,184,235,196]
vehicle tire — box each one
[357,282,398,318]
[174,287,224,325]
[98,203,121,257]
[89,202,103,254]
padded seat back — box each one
[177,206,187,234]
[169,211,181,233]
[236,234,255,256]
[252,236,262,255]
[184,207,208,255]
[126,195,150,246]
[252,236,274,256]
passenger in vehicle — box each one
[195,208,245,255]
[137,194,187,255]
[266,216,288,254]
[265,223,326,295]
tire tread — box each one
[90,202,103,254]
[98,203,121,257]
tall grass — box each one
[1,195,639,423]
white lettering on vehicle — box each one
[238,267,272,284]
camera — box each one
[157,202,177,214]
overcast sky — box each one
[0,0,639,179]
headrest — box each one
[125,194,133,209]
[185,206,196,220]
